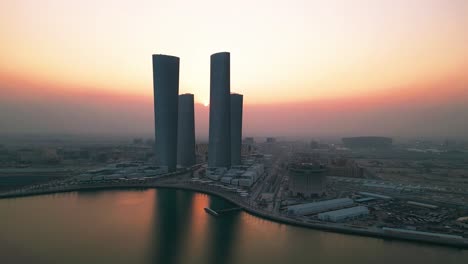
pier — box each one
[204,207,241,217]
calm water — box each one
[0,189,466,264]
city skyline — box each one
[1,83,466,139]
[1,1,468,261]
[1,0,467,138]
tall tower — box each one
[177,93,196,167]
[230,93,243,166]
[208,52,231,168]
[152,54,179,172]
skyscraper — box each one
[230,93,243,166]
[177,93,196,167]
[208,52,231,168]
[152,54,179,172]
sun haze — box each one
[1,0,467,138]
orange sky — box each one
[1,0,467,138]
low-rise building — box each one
[288,163,327,197]
[286,198,353,215]
[206,167,227,181]
[318,206,369,222]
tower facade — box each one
[230,93,243,166]
[208,52,231,168]
[177,93,196,167]
[152,54,179,172]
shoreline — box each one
[1,183,467,250]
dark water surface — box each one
[0,189,466,264]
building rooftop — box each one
[318,206,368,218]
[289,163,328,173]
[287,198,353,211]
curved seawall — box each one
[1,182,467,249]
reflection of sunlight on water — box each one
[113,189,155,206]
[240,212,285,235]
[177,192,211,264]
[1,189,467,264]
[117,196,146,206]
[190,193,210,233]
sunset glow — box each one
[1,0,467,137]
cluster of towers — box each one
[152,52,243,172]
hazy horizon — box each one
[1,79,467,141]
[1,0,467,140]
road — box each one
[1,164,467,249]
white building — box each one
[318,206,369,222]
[206,167,227,180]
[206,162,264,187]
[220,177,232,184]
[286,198,353,216]
[358,192,391,200]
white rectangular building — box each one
[407,201,438,209]
[286,198,353,215]
[206,167,227,180]
[239,178,253,187]
[318,206,369,222]
[221,177,233,184]
[358,192,391,200]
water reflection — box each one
[205,197,240,264]
[149,189,194,264]
[147,190,241,264]
[0,189,466,264]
